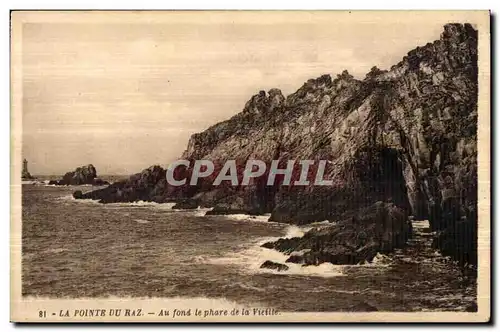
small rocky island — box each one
[49,164,109,186]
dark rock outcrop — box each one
[433,216,477,267]
[50,164,109,186]
[259,260,289,272]
[263,202,409,265]
[79,165,166,202]
[285,255,305,264]
[172,199,199,210]
[78,24,478,266]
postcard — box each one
[10,10,491,323]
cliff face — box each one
[182,23,477,227]
[80,24,478,266]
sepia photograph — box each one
[10,10,490,322]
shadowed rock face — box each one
[260,260,289,272]
[78,24,478,266]
[50,164,109,186]
[79,165,164,202]
[263,202,410,265]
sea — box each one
[21,180,477,312]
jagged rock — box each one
[285,255,305,264]
[262,202,409,265]
[79,165,166,202]
[62,164,96,185]
[259,260,289,272]
[50,164,106,186]
[73,190,83,199]
[172,199,199,210]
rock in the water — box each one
[72,190,83,199]
[172,199,199,210]
[433,216,477,267]
[264,202,409,265]
[78,165,167,202]
[259,260,289,271]
[50,164,106,186]
[285,255,305,264]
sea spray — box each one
[206,221,344,278]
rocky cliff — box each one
[79,24,478,267]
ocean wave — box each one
[218,213,272,223]
[105,201,176,209]
[282,225,308,238]
[308,220,334,227]
[55,195,178,209]
[56,195,101,205]
[360,252,393,267]
[192,207,214,216]
[281,221,335,239]
[206,225,344,278]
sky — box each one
[18,11,482,175]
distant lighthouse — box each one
[22,158,33,179]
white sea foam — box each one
[207,242,344,278]
[56,195,177,209]
[107,201,176,210]
[281,221,335,238]
[206,224,344,278]
[57,195,74,201]
[135,219,151,224]
[360,252,392,267]
[309,220,333,227]
[56,194,101,205]
[201,215,343,277]
[413,220,430,229]
[282,225,308,238]
[219,213,272,223]
[193,207,214,217]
